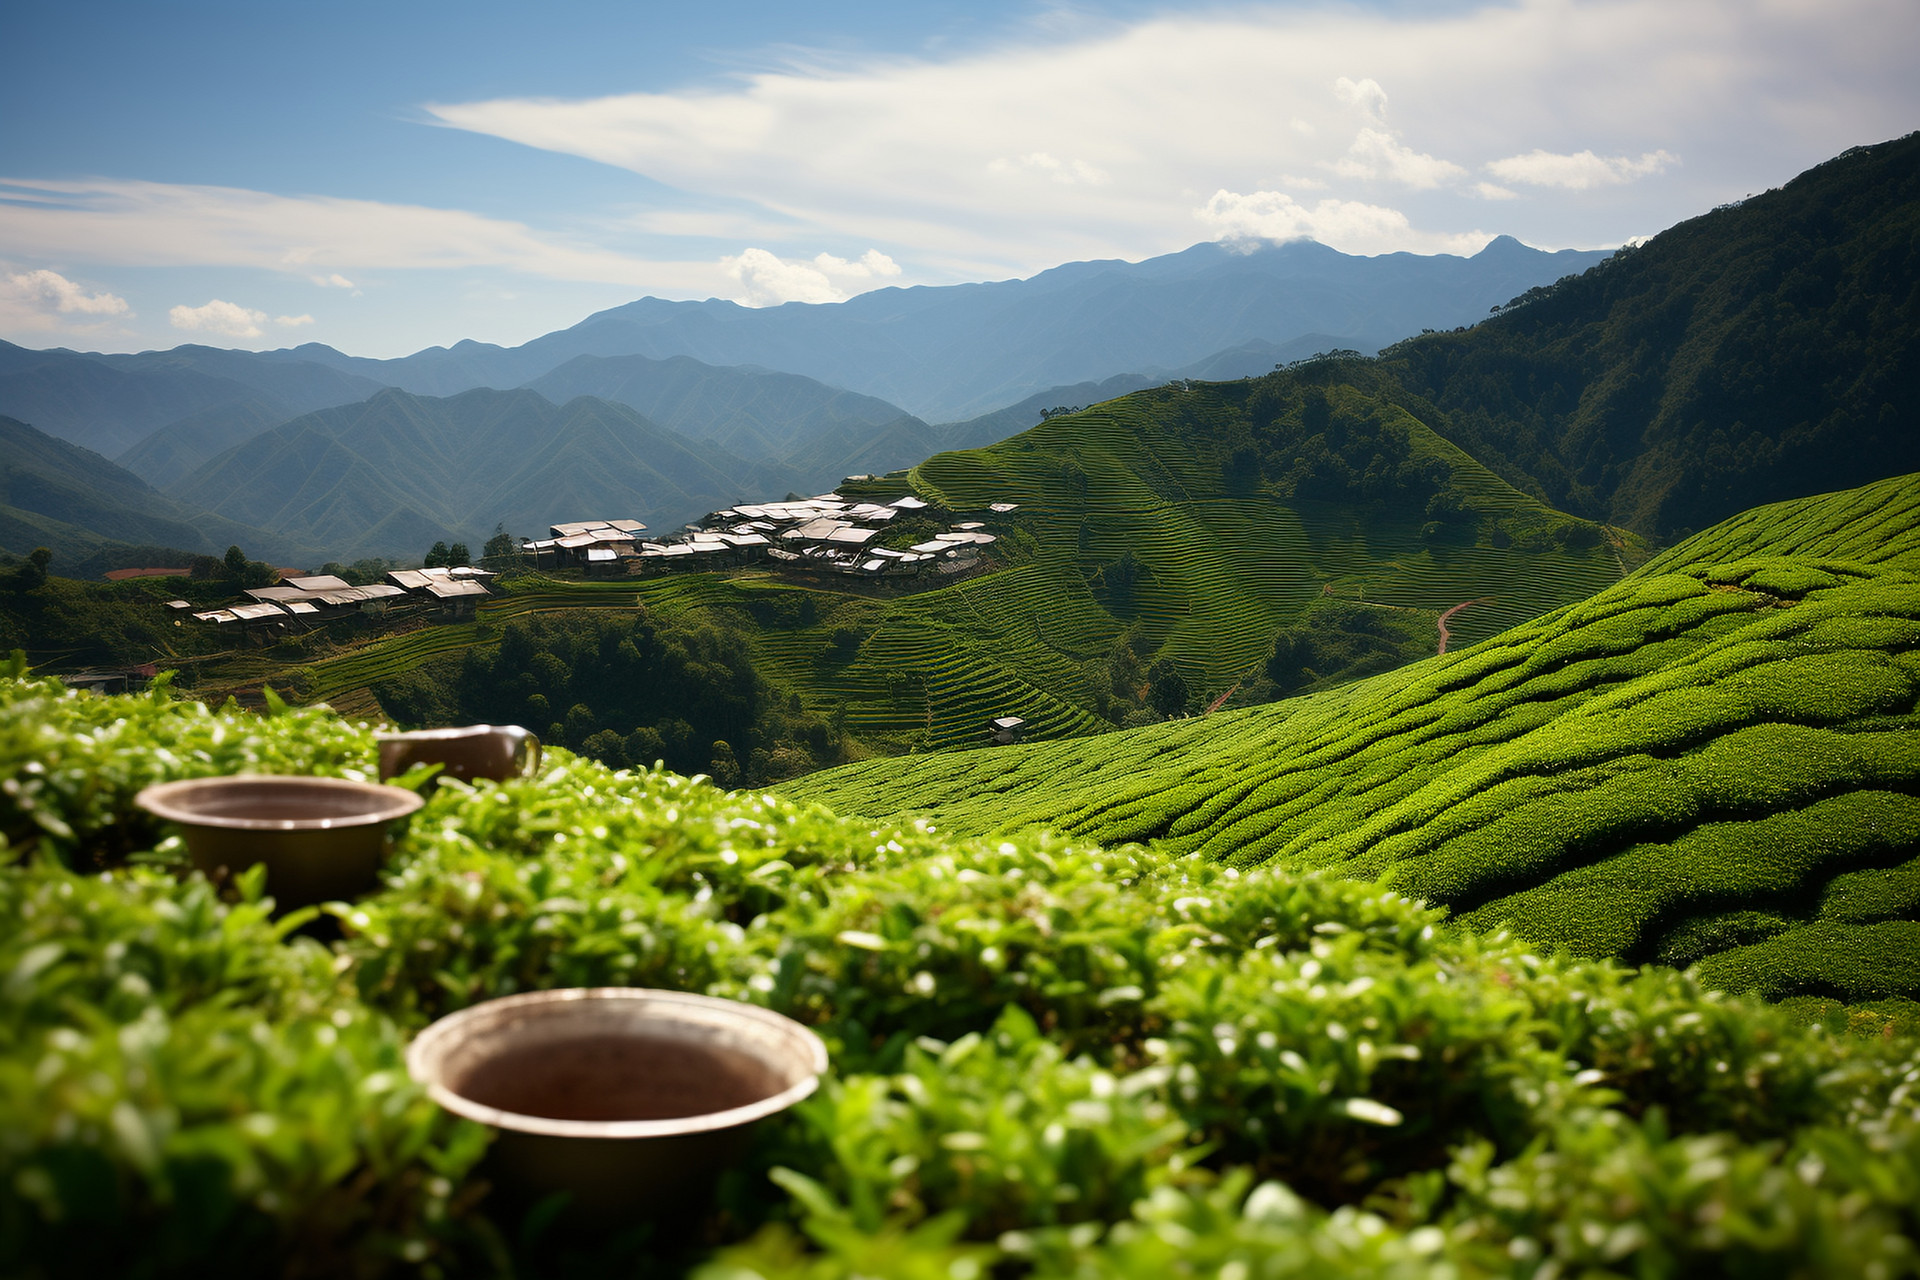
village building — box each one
[987,715,1028,745]
[523,519,648,570]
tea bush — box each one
[4,664,1919,1278]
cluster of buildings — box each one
[162,485,1020,647]
[175,565,495,637]
[522,492,1018,581]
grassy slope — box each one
[784,473,1920,1002]
[909,376,1625,679]
[239,376,1623,752]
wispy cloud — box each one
[1486,149,1679,190]
[988,153,1110,186]
[422,0,1915,275]
[0,178,722,290]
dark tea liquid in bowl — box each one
[454,1033,785,1122]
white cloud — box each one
[0,268,131,334]
[721,247,902,306]
[170,299,269,338]
[420,0,1914,275]
[1486,149,1679,190]
[1333,127,1468,189]
[1332,76,1389,124]
[0,177,725,292]
[169,301,320,338]
[2,267,129,316]
[312,272,357,289]
[1474,181,1519,201]
[1195,189,1490,257]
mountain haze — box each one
[266,236,1612,421]
[0,340,385,459]
[166,387,798,560]
[116,398,294,489]
[0,414,313,567]
[522,352,955,481]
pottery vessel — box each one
[377,724,539,785]
[406,987,828,1218]
[135,775,423,907]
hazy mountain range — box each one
[265,235,1608,423]
[0,234,1613,565]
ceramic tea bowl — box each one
[376,724,540,786]
[135,774,424,907]
[406,987,828,1218]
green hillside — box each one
[1369,132,1920,540]
[114,396,292,489]
[785,473,1920,1004]
[238,369,1625,758]
[907,366,1628,684]
[0,413,316,569]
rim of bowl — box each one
[135,774,425,831]
[406,987,830,1140]
[375,724,508,742]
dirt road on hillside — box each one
[1437,599,1490,655]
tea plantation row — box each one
[4,664,1918,1277]
[787,474,1920,1004]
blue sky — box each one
[4,0,1916,357]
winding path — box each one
[1436,598,1491,655]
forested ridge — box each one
[1367,132,1920,540]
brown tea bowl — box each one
[376,724,540,786]
[135,774,424,907]
[406,988,828,1220]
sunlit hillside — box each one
[785,473,1920,1005]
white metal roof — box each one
[284,574,352,592]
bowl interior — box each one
[413,990,826,1137]
[455,1030,787,1123]
[140,776,422,829]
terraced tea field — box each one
[784,473,1920,1003]
[213,377,1625,750]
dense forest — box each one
[372,610,850,785]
